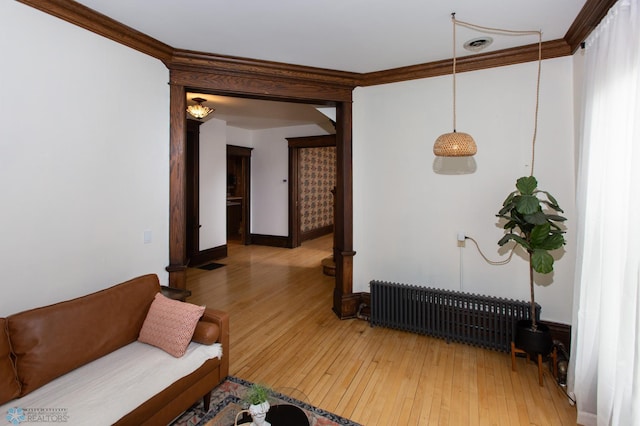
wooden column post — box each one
[166,82,188,289]
[333,101,358,318]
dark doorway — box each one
[185,119,202,262]
[226,145,252,245]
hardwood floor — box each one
[186,234,577,425]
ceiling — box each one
[185,93,336,131]
[73,0,589,130]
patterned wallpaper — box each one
[299,147,336,233]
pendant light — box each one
[433,13,477,157]
[187,97,215,120]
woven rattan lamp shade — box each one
[433,131,477,157]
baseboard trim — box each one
[250,234,290,248]
[333,291,366,319]
[541,320,572,355]
[301,225,333,243]
[189,245,227,267]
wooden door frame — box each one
[165,56,359,318]
[287,135,336,248]
[227,145,252,245]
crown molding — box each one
[18,0,608,89]
[167,49,359,90]
[360,39,570,87]
[564,0,618,52]
[16,0,173,61]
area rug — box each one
[171,376,361,426]
[197,262,226,271]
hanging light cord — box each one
[452,17,542,176]
[451,13,458,132]
[450,16,544,266]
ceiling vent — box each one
[463,37,493,52]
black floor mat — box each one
[197,262,226,271]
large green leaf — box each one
[529,223,551,248]
[498,205,513,216]
[502,191,518,208]
[524,211,548,225]
[538,233,566,250]
[502,220,518,230]
[545,213,567,222]
[531,249,554,274]
[516,176,538,195]
[516,195,540,215]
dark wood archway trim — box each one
[168,50,358,95]
[168,69,357,317]
[167,83,188,289]
[333,102,356,318]
[287,135,337,149]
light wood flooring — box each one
[186,234,577,425]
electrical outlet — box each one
[457,231,466,247]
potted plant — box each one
[497,176,567,355]
[241,383,272,426]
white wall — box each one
[227,126,254,147]
[0,2,170,316]
[199,118,227,249]
[251,124,330,236]
[0,2,577,326]
[353,57,576,324]
[197,122,330,244]
[197,124,253,249]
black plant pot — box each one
[514,319,553,356]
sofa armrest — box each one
[199,309,229,378]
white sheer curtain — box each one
[569,0,640,425]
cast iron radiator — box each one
[370,280,540,352]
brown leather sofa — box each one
[0,274,229,425]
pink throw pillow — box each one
[138,293,205,357]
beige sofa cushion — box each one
[7,274,160,396]
[0,318,20,404]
